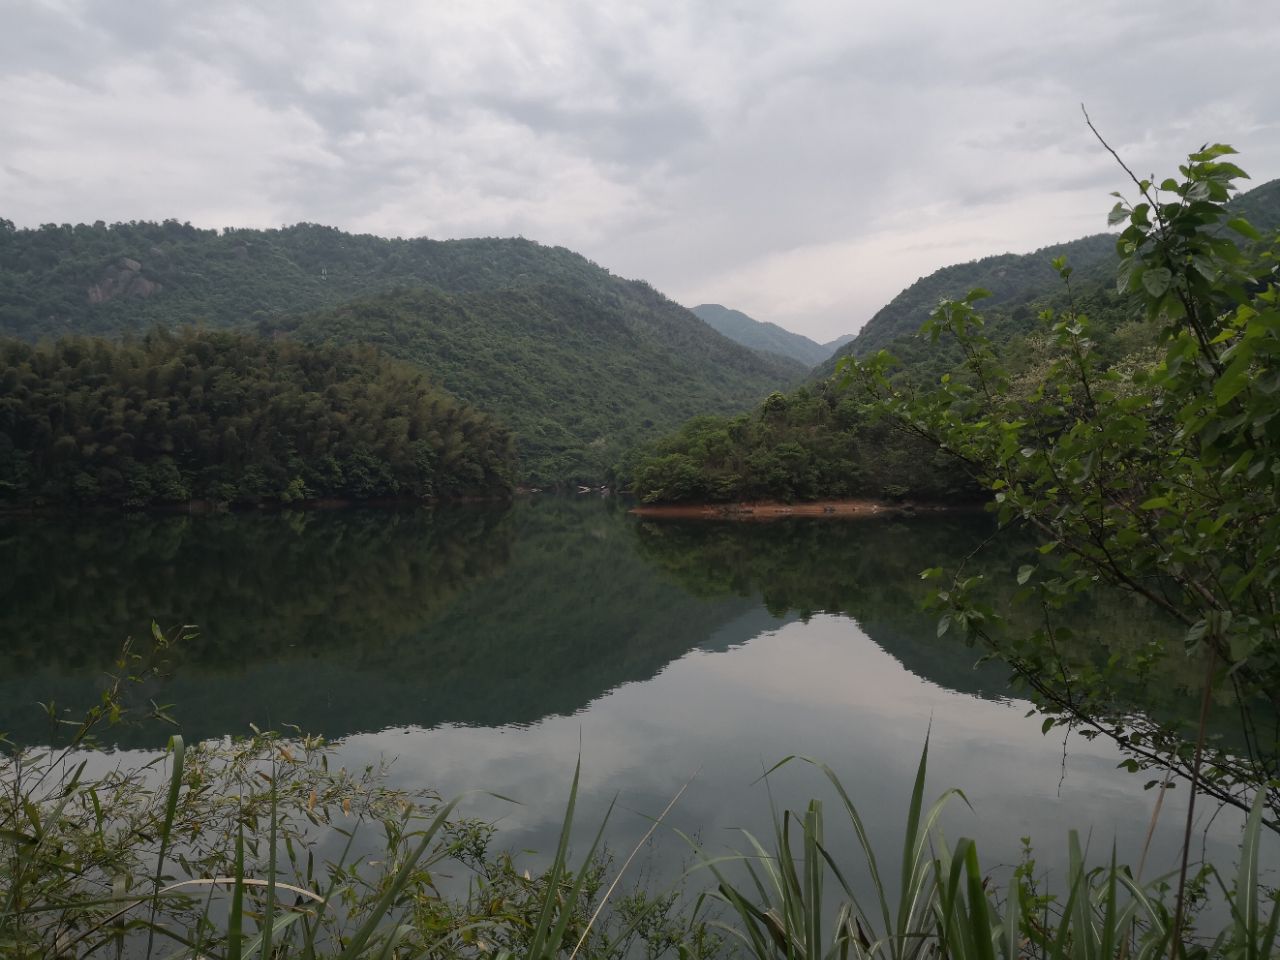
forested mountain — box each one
[630,175,1280,505]
[0,221,642,338]
[0,220,802,484]
[0,330,513,508]
[691,303,835,366]
[819,177,1280,380]
[270,286,803,484]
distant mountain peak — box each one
[690,303,848,368]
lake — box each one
[0,496,1256,898]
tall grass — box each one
[3,711,1275,958]
[0,727,709,959]
[690,740,1279,960]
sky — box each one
[2,1,1278,342]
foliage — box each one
[272,285,803,486]
[843,144,1280,822]
[696,740,1278,960]
[0,652,716,960]
[626,383,981,504]
[0,221,803,485]
[0,328,514,507]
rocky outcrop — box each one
[87,258,162,304]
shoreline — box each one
[629,498,968,520]
[0,492,514,518]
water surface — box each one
[0,498,1255,892]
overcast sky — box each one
[3,1,1277,341]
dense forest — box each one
[272,284,803,484]
[0,221,803,485]
[625,383,979,504]
[0,221,653,338]
[0,330,514,508]
[7,178,1276,503]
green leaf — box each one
[1016,564,1035,586]
[1215,351,1254,407]
[1189,143,1238,161]
[1226,217,1261,241]
[1139,496,1170,510]
[1141,267,1172,298]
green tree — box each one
[844,142,1280,832]
[0,330,516,507]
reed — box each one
[3,718,1275,958]
[690,740,1278,960]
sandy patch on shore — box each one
[629,499,954,520]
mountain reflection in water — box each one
[2,497,1260,904]
[2,498,1182,747]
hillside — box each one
[818,177,1280,379]
[0,221,803,483]
[0,221,644,339]
[691,303,835,366]
[271,284,804,484]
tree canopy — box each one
[0,329,514,508]
[845,144,1280,825]
[0,221,803,484]
[625,383,980,504]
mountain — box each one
[822,333,856,353]
[273,285,805,483]
[691,303,835,367]
[0,221,804,483]
[817,177,1280,380]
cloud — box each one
[3,0,1278,340]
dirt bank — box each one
[629,499,960,520]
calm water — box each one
[0,497,1261,890]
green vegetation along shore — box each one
[624,383,981,504]
[0,329,514,508]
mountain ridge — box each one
[0,220,803,483]
[691,303,836,367]
[817,176,1280,378]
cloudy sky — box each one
[3,1,1277,341]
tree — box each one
[843,141,1280,835]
